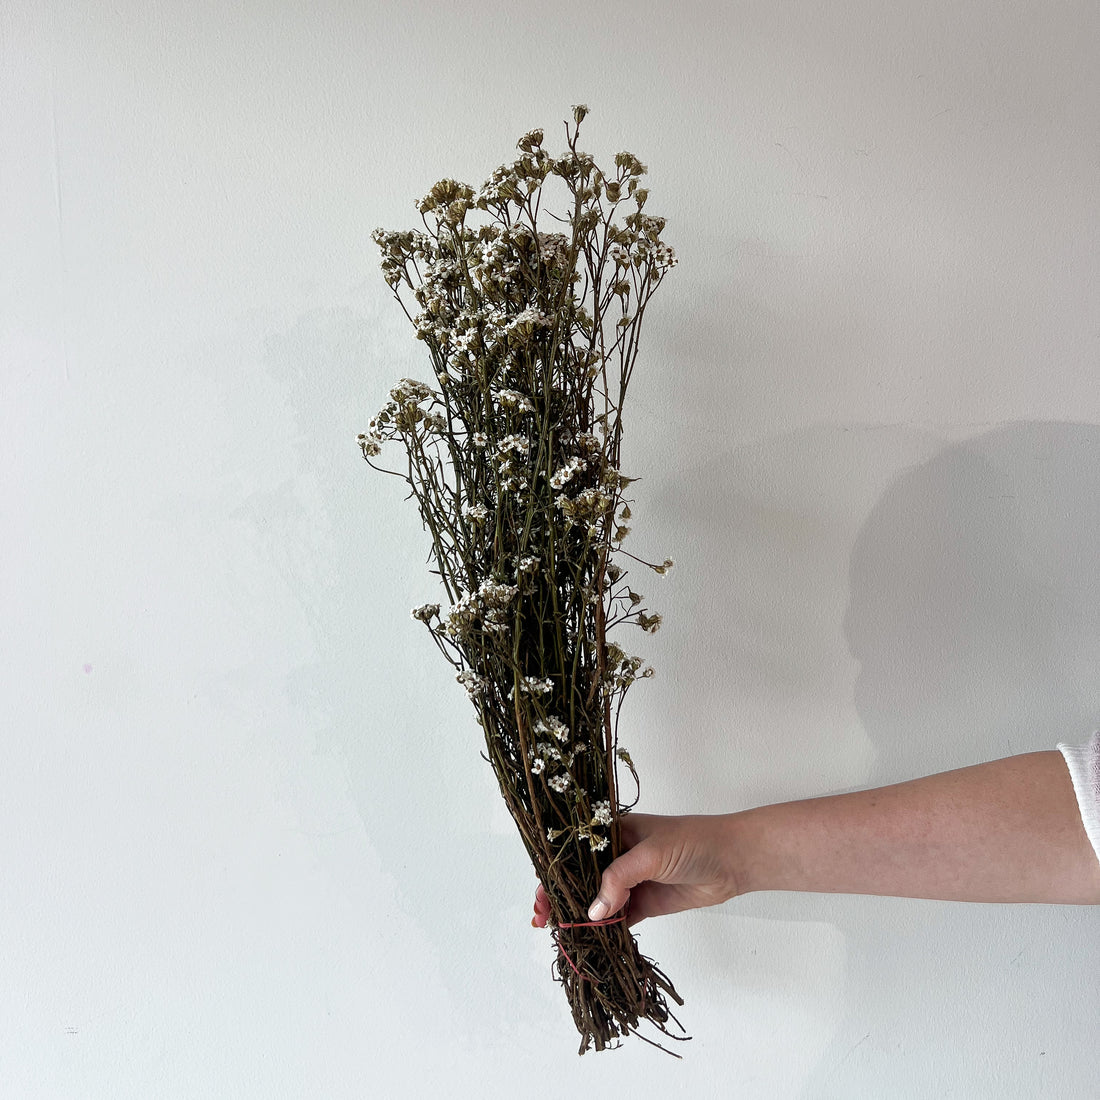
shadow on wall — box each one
[808,420,1100,1098]
[653,419,1100,1096]
[846,420,1100,780]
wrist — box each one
[723,802,803,896]
[721,806,774,897]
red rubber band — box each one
[551,913,627,983]
[556,939,587,980]
[556,914,627,928]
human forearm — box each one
[732,751,1100,904]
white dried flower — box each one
[517,675,553,695]
[531,757,546,775]
[535,716,569,743]
[410,603,439,622]
[497,388,535,413]
[472,432,489,448]
[455,669,489,699]
[591,800,613,826]
[389,378,434,404]
[547,773,571,794]
[588,833,609,852]
[445,591,483,637]
[549,455,586,489]
[506,674,553,701]
[357,433,382,457]
[482,609,510,635]
[497,434,530,457]
[462,503,489,522]
[481,579,517,602]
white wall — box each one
[4,1,1098,1095]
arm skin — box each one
[532,752,1100,929]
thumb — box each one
[587,842,662,921]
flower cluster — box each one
[508,675,554,700]
[544,795,610,855]
[550,455,587,489]
[529,737,579,783]
[497,388,536,413]
[534,715,569,742]
[456,669,490,699]
[577,826,609,852]
[556,487,614,530]
[444,578,519,640]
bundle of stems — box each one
[359,106,686,1056]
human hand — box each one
[531,812,743,929]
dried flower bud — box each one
[517,128,544,152]
[572,103,589,126]
[357,432,382,457]
[614,151,647,177]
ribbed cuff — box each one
[1057,730,1100,868]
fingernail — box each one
[588,897,609,921]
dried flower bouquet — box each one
[359,106,686,1056]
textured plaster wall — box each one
[4,1,1098,1096]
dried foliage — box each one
[359,106,686,1056]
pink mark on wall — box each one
[83,663,93,674]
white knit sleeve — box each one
[1057,730,1100,868]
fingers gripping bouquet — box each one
[359,106,686,1056]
